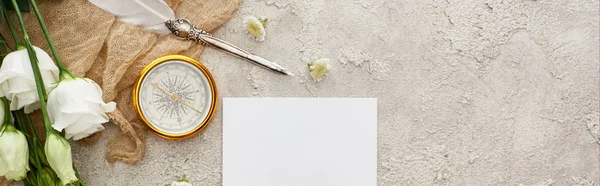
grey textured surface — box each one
[70,0,599,185]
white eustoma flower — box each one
[170,181,193,186]
[308,58,330,82]
[47,77,116,140]
[170,176,193,186]
[44,132,77,185]
[0,124,29,181]
[0,46,59,113]
[243,16,267,41]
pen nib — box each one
[275,66,294,76]
[282,70,295,76]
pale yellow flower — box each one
[243,16,267,41]
[308,58,330,82]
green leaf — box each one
[2,0,29,12]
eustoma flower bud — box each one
[0,125,29,181]
[47,77,116,140]
[44,132,78,185]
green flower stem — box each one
[28,0,72,79]
[178,175,189,182]
[24,113,49,166]
[10,0,52,134]
[13,112,35,168]
[0,42,7,55]
[1,98,10,125]
[1,2,22,46]
[0,98,9,129]
[0,35,9,55]
[72,164,86,186]
[14,110,43,170]
[23,178,34,186]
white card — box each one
[223,98,377,186]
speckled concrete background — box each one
[68,0,599,185]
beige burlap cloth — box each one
[0,0,239,183]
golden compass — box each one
[133,55,218,140]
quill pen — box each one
[88,0,292,76]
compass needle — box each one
[153,82,202,114]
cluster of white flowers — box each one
[242,16,331,82]
[0,46,115,140]
[0,46,115,183]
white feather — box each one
[88,0,176,35]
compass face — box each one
[135,58,216,138]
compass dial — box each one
[134,55,217,139]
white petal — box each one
[52,111,82,131]
[4,167,27,181]
[0,49,29,81]
[5,76,35,94]
[24,101,40,114]
[66,124,104,140]
[34,46,59,72]
[103,101,117,112]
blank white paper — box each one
[223,98,377,186]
